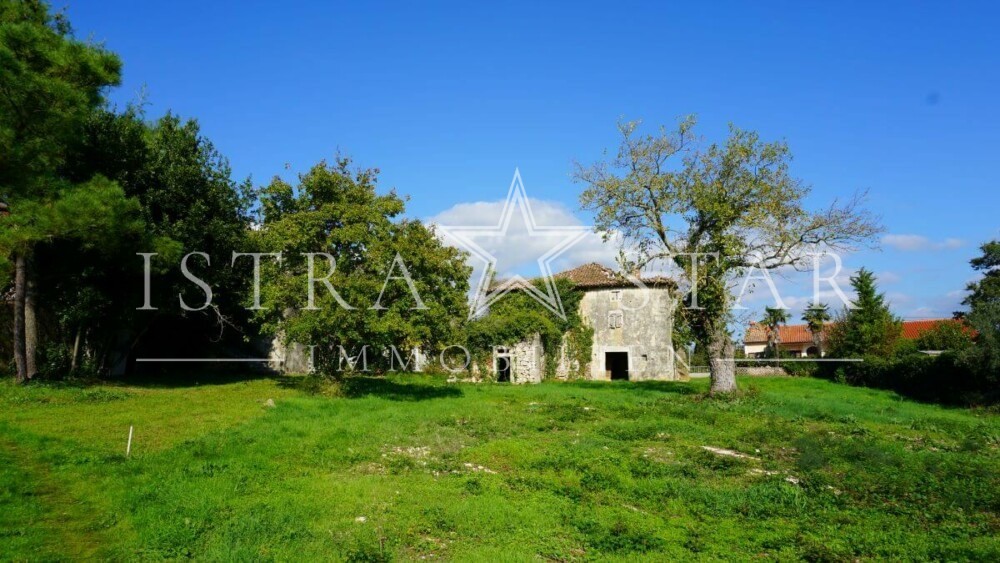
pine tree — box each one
[0,0,130,381]
[827,269,901,358]
[962,240,1000,312]
[962,240,999,380]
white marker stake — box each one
[126,425,134,458]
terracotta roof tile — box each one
[554,262,674,289]
[898,319,966,340]
[494,263,675,291]
[743,318,964,344]
[744,322,825,344]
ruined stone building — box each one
[492,263,679,383]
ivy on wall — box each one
[561,322,594,379]
[465,278,592,379]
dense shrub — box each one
[782,360,820,378]
[820,351,996,405]
[914,321,974,351]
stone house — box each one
[492,263,679,383]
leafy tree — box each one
[761,306,789,357]
[966,302,999,380]
[0,0,131,381]
[55,109,253,374]
[254,158,470,374]
[961,240,1000,379]
[3,100,254,378]
[826,269,901,358]
[575,117,880,393]
[961,240,1000,312]
[802,303,831,356]
[913,321,973,352]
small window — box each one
[608,310,624,329]
[610,290,622,303]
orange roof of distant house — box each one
[743,318,964,345]
[744,322,825,345]
[898,319,962,340]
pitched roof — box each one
[743,318,963,345]
[899,319,962,340]
[493,262,674,291]
[554,263,674,290]
[744,322,824,345]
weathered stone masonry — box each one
[496,263,680,383]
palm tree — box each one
[802,304,832,357]
[762,307,790,358]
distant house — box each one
[743,323,827,358]
[742,318,964,358]
[490,263,679,383]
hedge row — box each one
[762,352,996,405]
[817,353,997,406]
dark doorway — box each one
[606,352,629,380]
[496,355,511,382]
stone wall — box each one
[578,286,677,381]
[268,335,312,374]
[495,333,544,384]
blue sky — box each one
[68,1,998,320]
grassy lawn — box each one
[0,374,997,561]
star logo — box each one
[437,169,591,320]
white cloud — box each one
[882,234,928,251]
[882,234,964,252]
[429,198,619,279]
[732,263,858,313]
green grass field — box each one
[1,374,997,561]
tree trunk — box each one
[708,325,737,394]
[71,325,82,372]
[12,252,27,383]
[25,254,38,379]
